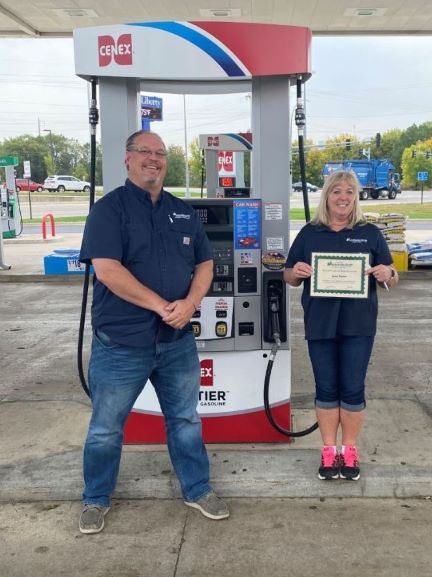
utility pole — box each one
[43,129,55,172]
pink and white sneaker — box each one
[318,446,340,480]
[340,446,360,481]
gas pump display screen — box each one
[193,206,231,226]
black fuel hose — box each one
[14,190,23,236]
[263,340,318,438]
[77,77,99,398]
[263,282,318,437]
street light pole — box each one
[43,129,55,172]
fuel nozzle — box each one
[88,78,99,136]
[268,284,282,353]
[295,76,306,136]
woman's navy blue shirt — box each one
[80,179,213,347]
[285,222,392,340]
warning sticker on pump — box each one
[262,251,287,271]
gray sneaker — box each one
[184,491,229,520]
[79,505,110,534]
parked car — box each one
[15,178,44,192]
[292,181,319,193]
[43,175,90,192]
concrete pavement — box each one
[1,228,432,576]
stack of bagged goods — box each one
[364,212,407,253]
[362,212,380,224]
[407,240,432,268]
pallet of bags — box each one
[407,240,432,268]
[364,213,408,270]
[377,213,407,253]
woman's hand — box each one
[292,261,313,280]
[366,264,393,284]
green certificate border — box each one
[311,252,369,298]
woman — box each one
[284,170,398,480]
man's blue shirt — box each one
[80,179,213,347]
[286,222,392,340]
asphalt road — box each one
[17,189,432,221]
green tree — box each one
[77,142,103,185]
[43,133,83,176]
[370,128,403,168]
[0,133,105,185]
[292,137,316,184]
[0,135,50,183]
[304,147,327,187]
[188,138,205,188]
[165,145,186,187]
[401,139,432,188]
[291,135,357,187]
[389,122,432,175]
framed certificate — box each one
[311,252,369,298]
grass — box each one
[23,215,88,224]
[291,203,432,220]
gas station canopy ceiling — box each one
[0,0,431,37]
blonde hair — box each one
[312,170,365,228]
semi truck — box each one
[322,159,401,200]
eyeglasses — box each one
[126,146,167,158]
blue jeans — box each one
[307,336,375,412]
[83,331,211,506]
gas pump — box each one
[200,133,252,199]
[74,20,313,444]
[0,184,11,270]
[1,162,19,239]
[0,188,18,239]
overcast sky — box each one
[1,35,432,147]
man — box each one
[79,130,229,534]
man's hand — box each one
[162,298,195,330]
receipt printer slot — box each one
[239,322,254,336]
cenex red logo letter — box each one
[218,151,234,173]
[200,359,213,386]
[98,34,133,67]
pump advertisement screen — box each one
[234,200,261,249]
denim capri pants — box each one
[307,335,375,412]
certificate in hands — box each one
[311,252,369,298]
